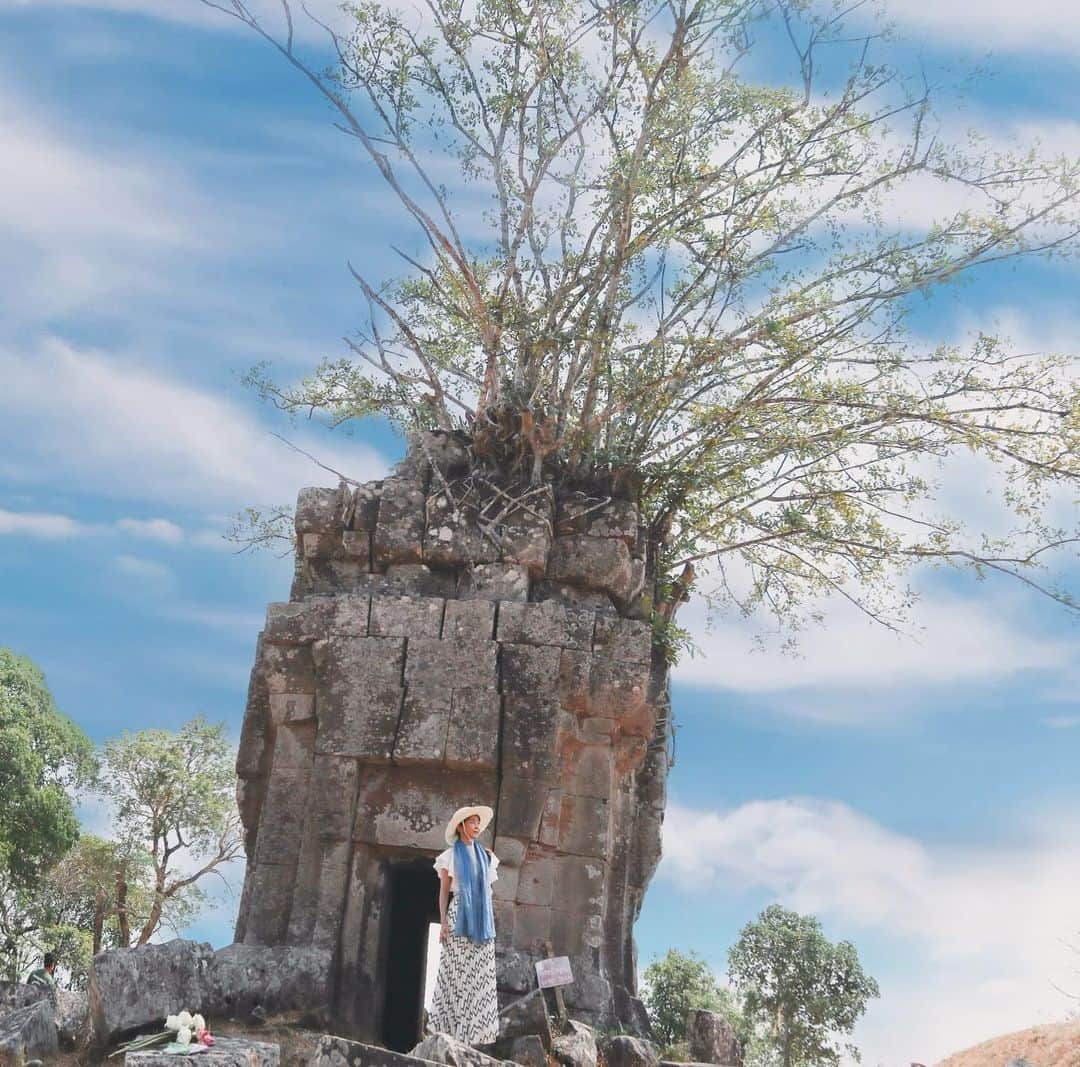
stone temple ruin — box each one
[234,433,669,1051]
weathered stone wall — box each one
[234,433,669,1040]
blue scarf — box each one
[453,839,495,942]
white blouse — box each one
[434,846,499,892]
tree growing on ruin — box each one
[97,717,242,946]
[728,904,878,1067]
[204,0,1079,639]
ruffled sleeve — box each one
[434,847,455,884]
[487,852,499,886]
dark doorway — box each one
[381,862,440,1052]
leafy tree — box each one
[642,948,742,1052]
[0,647,95,892]
[203,0,1078,641]
[97,717,243,946]
[728,905,879,1067]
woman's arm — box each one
[437,868,452,943]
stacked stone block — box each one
[234,433,668,1039]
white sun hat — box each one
[444,804,494,846]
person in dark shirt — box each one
[26,952,57,992]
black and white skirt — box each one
[428,894,499,1044]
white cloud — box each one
[164,603,265,635]
[0,78,208,320]
[1,337,388,510]
[116,518,184,544]
[674,588,1072,709]
[3,0,352,39]
[0,508,85,538]
[879,0,1080,55]
[1044,715,1080,729]
[114,553,175,587]
[661,799,1080,1065]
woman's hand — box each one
[439,918,450,944]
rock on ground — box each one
[552,1020,598,1067]
[56,987,90,1049]
[508,1035,549,1067]
[496,991,553,1052]
[601,1036,659,1067]
[686,1010,742,1067]
[89,939,332,1044]
[0,997,58,1065]
[309,1034,443,1067]
[126,1035,280,1066]
[412,1032,516,1067]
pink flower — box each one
[197,1029,214,1046]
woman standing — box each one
[428,804,500,1044]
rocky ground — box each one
[937,1019,1080,1067]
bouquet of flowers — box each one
[109,1009,215,1057]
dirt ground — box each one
[937,1019,1080,1067]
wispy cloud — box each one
[661,798,1080,1064]
[879,0,1080,55]
[1044,715,1080,729]
[1,338,388,510]
[0,508,85,538]
[674,587,1073,716]
[0,509,220,547]
[113,553,175,588]
[4,0,351,40]
[116,518,184,544]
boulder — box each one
[55,987,90,1048]
[127,1036,280,1066]
[89,939,333,1043]
[0,997,58,1064]
[509,1035,549,1067]
[412,1032,516,1067]
[686,1010,741,1067]
[309,1034,442,1067]
[497,989,553,1051]
[90,939,215,1044]
[0,982,49,1014]
[552,1019,598,1067]
[208,943,332,1021]
[602,1035,659,1067]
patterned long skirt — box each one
[428,894,499,1044]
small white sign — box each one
[535,956,574,988]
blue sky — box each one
[1,2,1078,1064]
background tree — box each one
[97,717,242,946]
[0,835,155,987]
[643,948,746,1053]
[728,904,879,1067]
[0,647,95,893]
[205,0,1078,642]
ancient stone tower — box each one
[233,433,669,1049]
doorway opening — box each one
[381,862,440,1052]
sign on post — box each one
[535,956,574,989]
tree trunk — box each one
[92,887,104,955]
[115,868,130,947]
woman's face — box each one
[458,814,481,842]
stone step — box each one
[126,1035,280,1066]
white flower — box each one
[177,1010,193,1028]
[177,1026,192,1045]
[192,1014,206,1032]
[165,1015,181,1031]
